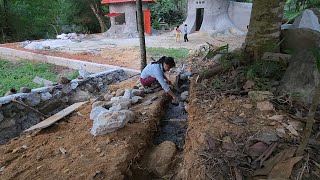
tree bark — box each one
[136,0,147,72]
[243,0,285,61]
[89,1,106,33]
[296,84,320,156]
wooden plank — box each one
[24,101,88,133]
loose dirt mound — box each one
[0,78,170,180]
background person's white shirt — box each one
[140,63,170,92]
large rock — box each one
[281,28,320,53]
[90,110,135,136]
[310,8,320,24]
[278,50,320,104]
[131,89,144,97]
[291,9,320,32]
[90,106,109,120]
[146,141,177,177]
[69,90,90,104]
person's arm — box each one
[153,67,176,99]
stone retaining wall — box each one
[0,69,128,144]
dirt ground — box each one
[0,78,171,179]
[0,32,245,70]
[176,56,320,179]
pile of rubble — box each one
[0,69,128,144]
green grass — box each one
[147,47,189,61]
[0,60,78,96]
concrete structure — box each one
[182,0,252,34]
[102,0,155,37]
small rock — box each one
[22,145,28,149]
[132,89,144,97]
[63,169,69,173]
[276,128,286,137]
[104,94,113,101]
[229,95,236,100]
[70,82,79,89]
[37,166,42,170]
[288,121,304,132]
[180,91,189,101]
[254,132,278,144]
[6,89,18,96]
[242,104,253,109]
[58,77,71,85]
[131,96,143,104]
[24,93,41,106]
[20,87,31,93]
[99,153,104,157]
[239,113,245,117]
[143,100,153,106]
[243,80,255,90]
[12,147,23,153]
[257,101,274,112]
[268,115,283,121]
[110,100,131,111]
[222,136,237,150]
[123,89,132,99]
[96,148,102,153]
[115,89,125,96]
[286,124,299,136]
[248,91,273,101]
[40,92,52,101]
[59,147,67,154]
[106,137,111,144]
[248,142,268,158]
[269,121,277,126]
[151,96,158,101]
[92,101,105,109]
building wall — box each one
[228,1,252,32]
[183,0,252,34]
[108,2,149,35]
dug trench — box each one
[130,76,190,179]
[0,72,191,179]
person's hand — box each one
[171,95,179,105]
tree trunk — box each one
[296,84,320,156]
[89,1,106,33]
[243,0,285,61]
[136,0,147,72]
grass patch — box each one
[147,47,189,61]
[0,59,78,96]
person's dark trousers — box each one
[184,34,189,42]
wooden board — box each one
[24,101,88,133]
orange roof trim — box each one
[102,0,156,4]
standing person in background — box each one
[175,26,182,42]
[184,24,189,42]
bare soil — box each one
[0,78,171,180]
